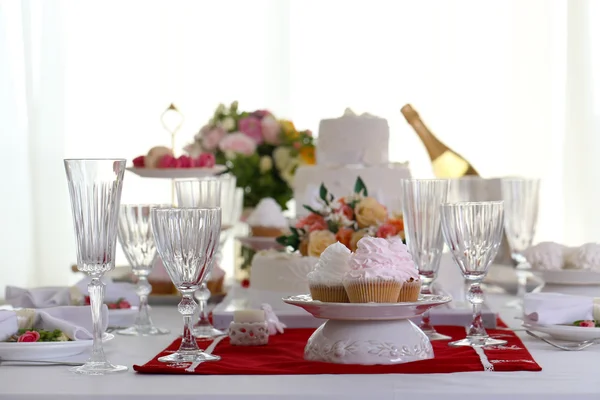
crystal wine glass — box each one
[175,177,225,338]
[64,159,128,375]
[440,201,506,347]
[151,207,222,363]
[401,179,450,341]
[116,204,170,336]
[501,178,540,308]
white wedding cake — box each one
[294,109,411,216]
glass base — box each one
[116,326,170,336]
[423,329,452,341]
[449,336,507,348]
[70,361,128,375]
[158,351,221,363]
[193,324,225,339]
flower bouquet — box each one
[185,101,315,209]
[276,177,405,257]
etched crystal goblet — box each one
[401,179,450,341]
[64,159,128,375]
[116,204,170,336]
[440,201,507,347]
[151,207,222,363]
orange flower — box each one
[349,229,369,252]
[387,217,404,233]
[299,145,316,165]
[280,120,298,139]
[335,228,354,250]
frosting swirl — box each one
[246,198,288,228]
[344,237,418,281]
[566,243,600,271]
[307,242,351,286]
[524,242,566,271]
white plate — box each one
[236,236,285,252]
[523,319,600,342]
[126,165,227,179]
[537,269,600,285]
[0,333,114,361]
[282,294,452,321]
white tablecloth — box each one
[1,294,599,400]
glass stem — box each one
[196,283,211,327]
[466,282,487,337]
[419,283,435,332]
[88,278,107,363]
[178,290,199,354]
[515,267,528,301]
[134,274,152,332]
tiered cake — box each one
[294,109,411,216]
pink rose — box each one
[261,115,281,145]
[238,116,264,144]
[194,153,216,168]
[252,110,270,118]
[295,213,326,230]
[218,132,257,156]
[308,219,328,232]
[337,204,354,220]
[201,126,227,151]
[18,330,40,342]
[376,223,399,239]
[305,130,313,137]
[579,320,596,328]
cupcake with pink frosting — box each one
[343,237,419,303]
[387,237,421,301]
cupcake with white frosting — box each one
[565,243,600,271]
[343,237,416,303]
[307,242,352,303]
[246,198,288,237]
[524,242,566,271]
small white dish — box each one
[523,319,600,342]
[126,165,227,179]
[283,294,452,321]
[536,269,600,286]
[236,236,285,252]
[0,333,114,361]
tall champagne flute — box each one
[175,177,224,338]
[440,201,506,347]
[502,178,540,307]
[116,204,170,336]
[401,179,450,341]
[151,207,222,362]
[64,159,128,375]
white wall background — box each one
[0,0,597,294]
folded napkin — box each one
[5,286,73,308]
[524,292,600,325]
[75,277,139,306]
[0,305,108,341]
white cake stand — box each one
[126,165,227,179]
[283,294,452,365]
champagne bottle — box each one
[401,104,479,178]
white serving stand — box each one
[126,165,227,179]
[283,294,451,365]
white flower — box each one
[216,103,226,114]
[273,147,292,171]
[259,156,273,173]
[224,150,237,160]
[221,117,235,131]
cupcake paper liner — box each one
[309,285,350,303]
[397,279,421,302]
[343,278,403,303]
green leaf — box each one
[319,183,328,203]
[290,226,300,237]
[303,205,321,215]
[327,220,339,234]
[276,236,288,246]
[354,176,368,196]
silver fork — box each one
[0,358,84,366]
[525,330,599,351]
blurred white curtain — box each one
[0,0,597,293]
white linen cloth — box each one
[75,277,139,306]
[0,305,108,341]
[6,277,138,308]
[4,286,73,308]
[523,292,600,325]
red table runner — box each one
[133,323,541,375]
